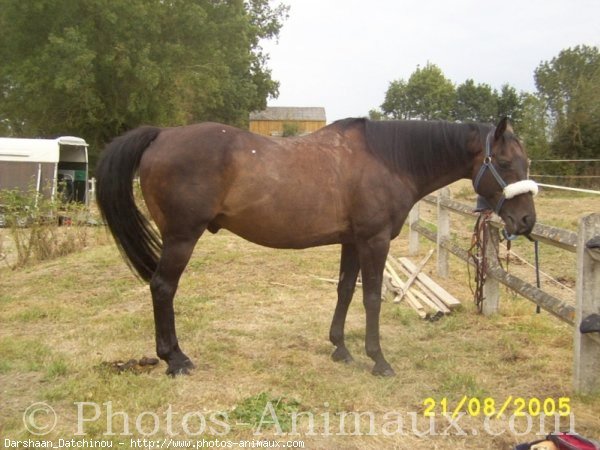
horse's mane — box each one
[338,118,490,178]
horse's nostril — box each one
[520,214,535,231]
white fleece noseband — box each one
[503,179,538,200]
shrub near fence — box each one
[407,188,600,394]
[0,187,94,268]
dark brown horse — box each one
[96,117,537,376]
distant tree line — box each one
[370,45,600,178]
[0,0,596,181]
[0,0,288,167]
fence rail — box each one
[408,192,600,394]
[529,159,600,192]
[534,183,600,195]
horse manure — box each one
[98,357,160,375]
[426,311,444,322]
[138,356,160,366]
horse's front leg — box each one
[150,236,198,376]
[330,243,360,363]
[357,233,396,377]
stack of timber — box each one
[384,249,461,320]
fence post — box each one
[573,213,600,394]
[408,203,420,256]
[437,188,450,277]
[482,226,500,315]
[88,177,96,207]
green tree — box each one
[497,84,523,123]
[454,79,498,123]
[381,63,455,120]
[368,108,385,121]
[534,45,600,159]
[405,63,456,120]
[0,0,287,163]
[381,80,410,119]
[516,93,550,160]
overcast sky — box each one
[261,0,600,122]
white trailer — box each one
[0,136,89,203]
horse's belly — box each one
[215,190,351,249]
[222,221,346,249]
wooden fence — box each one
[407,189,600,394]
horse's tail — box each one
[95,126,163,282]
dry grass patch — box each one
[1,190,599,449]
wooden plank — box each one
[312,276,363,287]
[401,291,427,319]
[385,261,405,294]
[488,265,576,325]
[398,257,462,308]
[525,222,578,252]
[413,287,450,314]
[386,260,433,318]
[390,257,436,301]
[410,286,446,313]
[383,275,398,302]
[423,194,474,218]
[395,250,434,302]
[389,258,451,313]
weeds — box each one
[0,186,97,268]
[231,392,302,432]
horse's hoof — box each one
[166,359,195,377]
[372,364,396,377]
[331,347,354,364]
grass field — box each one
[1,184,599,449]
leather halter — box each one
[473,130,538,215]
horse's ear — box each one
[494,117,512,140]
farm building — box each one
[0,136,89,203]
[249,107,326,136]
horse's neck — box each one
[360,119,481,200]
[417,161,471,197]
[411,137,475,199]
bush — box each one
[282,122,301,137]
[0,187,95,268]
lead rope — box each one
[530,237,542,313]
[469,213,543,315]
[468,211,493,313]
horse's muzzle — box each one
[504,211,536,237]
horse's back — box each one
[138,120,403,248]
[214,124,361,247]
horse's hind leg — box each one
[150,232,202,376]
[330,243,360,364]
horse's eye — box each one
[498,159,511,169]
